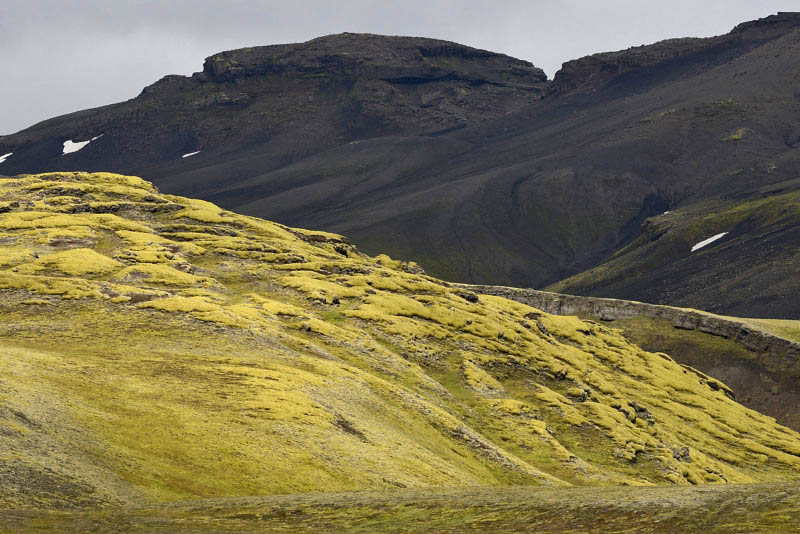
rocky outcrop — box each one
[459,284,800,378]
[201,33,547,88]
[550,37,708,95]
[551,12,800,95]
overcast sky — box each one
[1,0,797,134]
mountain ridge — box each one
[1,13,799,316]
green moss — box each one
[0,172,799,513]
[116,263,214,287]
[16,248,122,277]
[722,127,748,141]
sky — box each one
[1,0,798,135]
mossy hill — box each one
[458,284,800,433]
[3,14,800,316]
[2,173,800,514]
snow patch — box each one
[62,134,101,155]
[182,151,201,158]
[691,232,728,252]
[63,140,91,155]
[0,152,12,164]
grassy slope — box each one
[743,318,800,344]
[612,315,800,432]
[548,180,800,317]
[1,173,800,512]
[5,484,800,533]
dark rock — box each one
[333,414,368,442]
[628,401,655,424]
[568,388,591,403]
[2,18,800,320]
[536,321,551,337]
[457,292,480,303]
[552,12,800,96]
[672,446,691,463]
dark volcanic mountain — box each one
[0,33,547,176]
[2,13,800,317]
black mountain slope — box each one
[1,13,800,316]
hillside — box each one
[548,178,800,317]
[1,172,800,513]
[2,14,800,316]
[460,284,800,432]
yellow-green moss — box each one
[116,263,214,287]
[16,248,122,277]
[1,172,799,511]
[723,127,748,141]
[462,359,506,397]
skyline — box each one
[1,0,798,134]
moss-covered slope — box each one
[548,179,800,317]
[1,172,800,510]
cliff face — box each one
[201,33,547,86]
[463,284,800,363]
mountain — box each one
[2,14,800,317]
[2,172,800,512]
[0,33,546,176]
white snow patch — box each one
[62,140,90,154]
[62,139,90,155]
[62,134,103,155]
[0,152,12,164]
[691,232,728,252]
[663,211,670,214]
[182,151,201,158]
